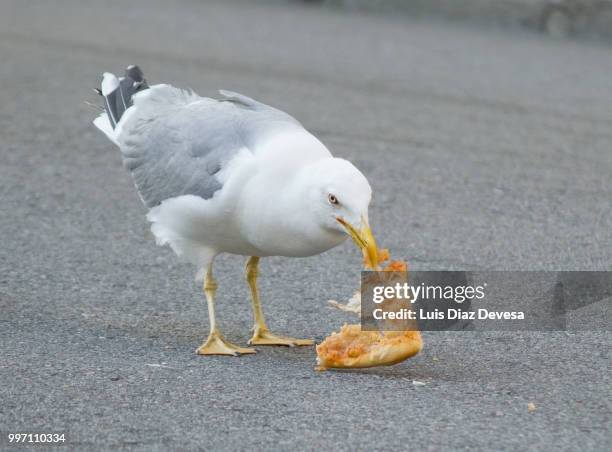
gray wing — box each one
[118,87,302,208]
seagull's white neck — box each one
[240,172,346,257]
[236,131,346,257]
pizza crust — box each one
[316,324,422,369]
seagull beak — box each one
[336,215,379,269]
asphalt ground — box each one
[0,0,611,450]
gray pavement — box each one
[328,0,612,41]
[0,0,611,450]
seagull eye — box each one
[328,194,339,206]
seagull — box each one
[93,65,376,356]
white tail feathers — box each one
[93,112,119,146]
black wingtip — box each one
[125,65,144,82]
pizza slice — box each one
[317,222,422,370]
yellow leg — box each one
[246,256,314,347]
[196,265,256,356]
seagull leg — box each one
[196,265,256,356]
[246,256,314,347]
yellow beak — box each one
[336,215,379,269]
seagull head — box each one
[295,157,376,260]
